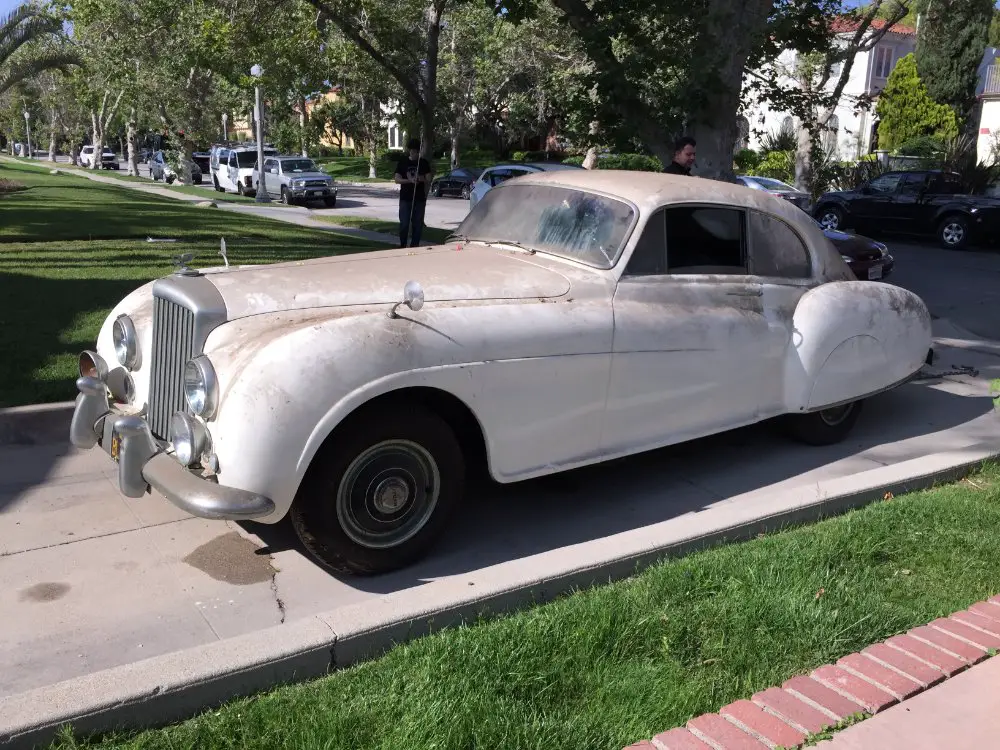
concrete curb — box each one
[0,402,75,446]
[2,441,998,749]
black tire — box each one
[237,182,244,196]
[324,196,337,208]
[166,175,176,184]
[213,176,224,193]
[281,186,291,205]
[290,404,465,575]
[433,183,442,197]
[937,214,969,250]
[781,400,864,446]
[816,204,845,231]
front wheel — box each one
[938,215,969,250]
[290,405,465,575]
[460,184,471,200]
[237,182,244,196]
[781,400,864,446]
[324,195,337,208]
[166,175,176,184]
[281,186,292,205]
[816,205,845,231]
[213,176,224,193]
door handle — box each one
[727,289,763,297]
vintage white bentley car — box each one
[71,171,933,575]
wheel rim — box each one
[335,439,440,550]
[819,211,840,230]
[461,186,470,199]
[819,403,854,427]
[942,222,964,245]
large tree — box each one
[915,0,993,128]
[876,52,958,150]
[0,3,76,101]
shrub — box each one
[896,135,944,158]
[0,177,26,194]
[734,148,761,173]
[748,150,794,184]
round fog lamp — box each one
[170,412,210,467]
[78,350,109,381]
[112,315,140,370]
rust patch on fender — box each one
[182,531,275,585]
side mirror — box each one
[388,280,425,318]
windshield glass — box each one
[282,159,318,172]
[749,176,796,191]
[456,183,636,269]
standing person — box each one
[394,138,433,248]
[663,136,696,175]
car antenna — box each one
[219,237,229,268]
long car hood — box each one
[203,243,571,319]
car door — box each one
[851,172,903,223]
[601,204,780,455]
[227,152,239,189]
[268,160,282,197]
[884,172,928,230]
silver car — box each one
[253,156,338,206]
[736,175,812,213]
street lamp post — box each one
[23,109,31,159]
[250,64,271,204]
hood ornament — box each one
[171,252,199,276]
[219,237,229,268]
[388,280,425,318]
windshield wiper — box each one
[468,238,536,254]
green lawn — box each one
[51,466,1000,750]
[317,214,454,244]
[0,161,384,406]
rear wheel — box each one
[237,182,244,196]
[213,176,224,193]
[938,214,969,250]
[781,401,864,446]
[290,404,464,575]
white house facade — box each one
[740,20,917,161]
[975,47,1000,165]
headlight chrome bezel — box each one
[112,314,140,370]
[170,411,212,467]
[183,355,219,419]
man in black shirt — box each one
[663,136,696,176]
[394,138,434,247]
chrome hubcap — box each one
[335,439,440,550]
[942,223,964,245]
[819,212,839,230]
[819,403,854,427]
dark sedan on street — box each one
[818,220,895,281]
[430,167,483,199]
[736,175,812,213]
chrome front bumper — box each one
[70,375,275,521]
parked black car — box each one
[817,220,895,281]
[192,152,211,176]
[812,170,1000,250]
[430,167,483,199]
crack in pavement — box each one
[270,571,286,624]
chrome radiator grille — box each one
[147,295,197,439]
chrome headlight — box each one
[874,242,888,257]
[183,356,219,419]
[112,315,140,370]
[170,412,211,467]
[294,179,305,187]
[78,350,109,381]
[841,255,853,264]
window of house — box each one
[874,46,894,78]
[748,211,811,279]
[735,116,750,151]
[781,116,794,135]
[664,206,747,274]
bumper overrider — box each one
[70,375,274,521]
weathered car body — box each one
[70,170,933,575]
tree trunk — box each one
[91,111,103,170]
[582,120,599,169]
[179,138,194,185]
[450,125,459,169]
[70,144,79,166]
[126,107,139,176]
[368,139,377,179]
[794,121,814,193]
[416,0,445,158]
[300,95,309,157]
[47,108,56,161]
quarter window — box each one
[749,211,811,278]
[624,210,667,275]
[665,206,747,274]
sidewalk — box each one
[815,655,1000,749]
[0,156,402,245]
[626,597,1000,749]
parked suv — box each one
[80,146,120,170]
[210,142,278,195]
[252,155,337,206]
[813,170,1000,249]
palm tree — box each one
[0,4,78,98]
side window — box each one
[749,211,811,279]
[898,173,927,195]
[624,210,667,275]
[665,206,747,274]
[868,173,902,194]
[490,169,514,186]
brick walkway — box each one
[624,596,1000,750]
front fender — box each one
[783,280,932,412]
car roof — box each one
[507,169,816,221]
